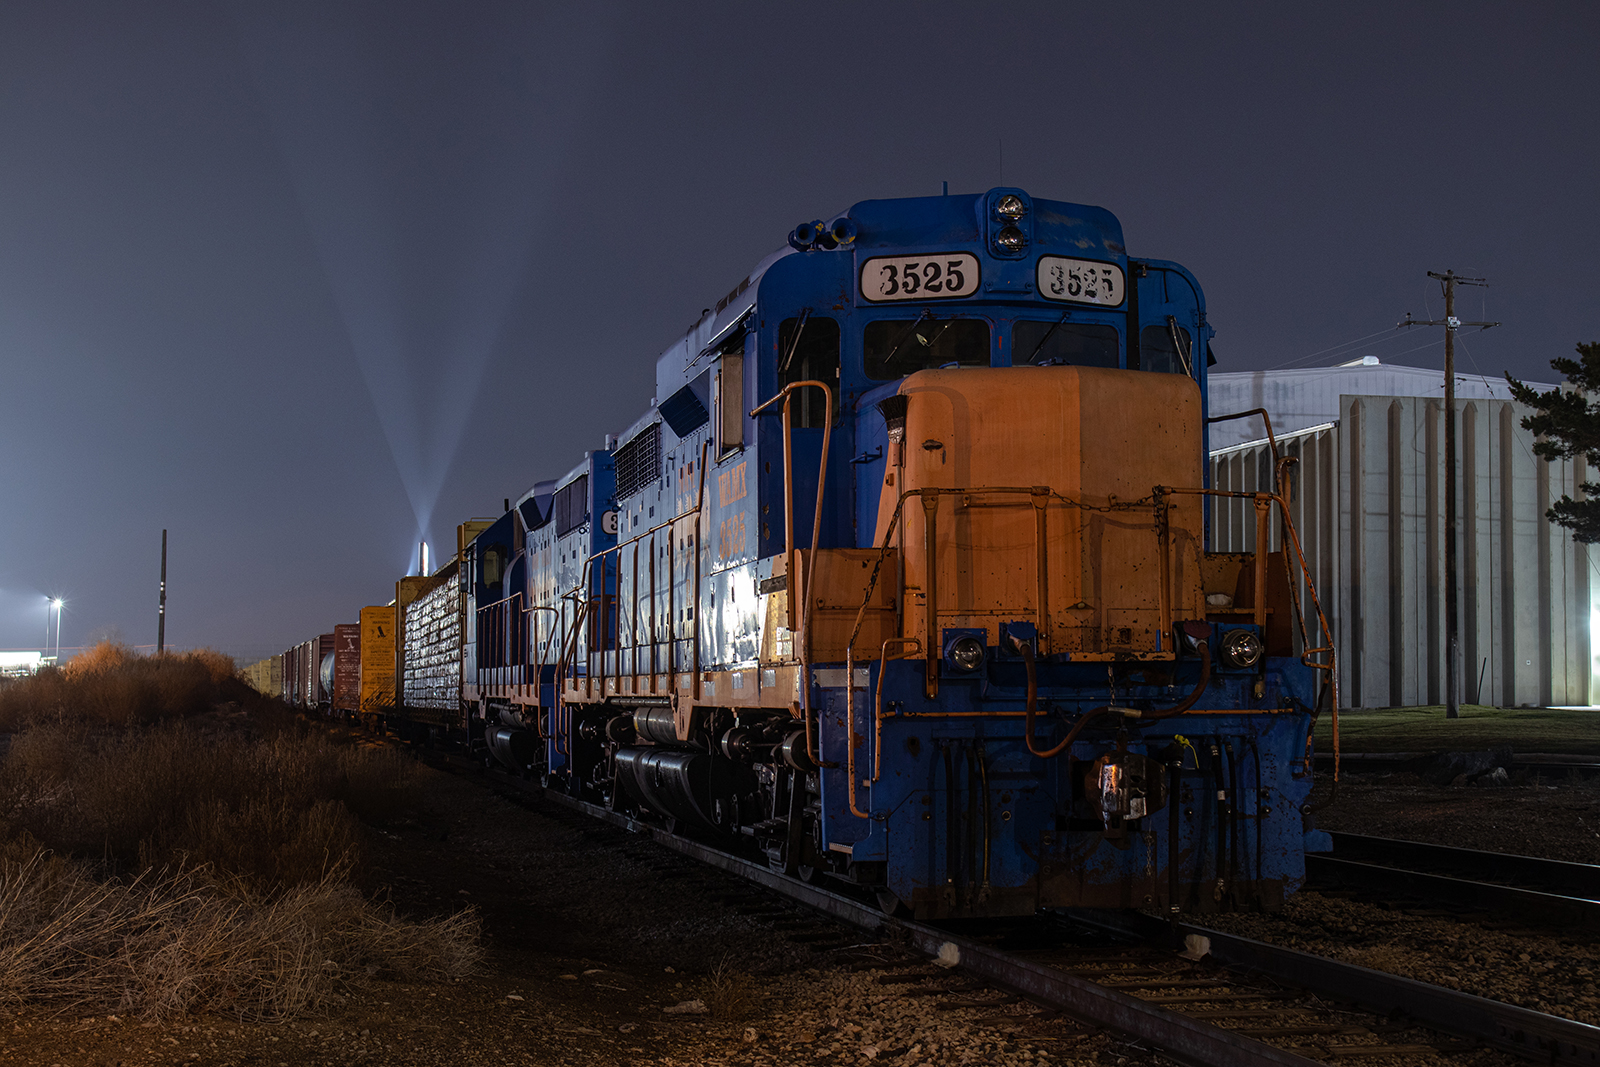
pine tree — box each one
[1506,341,1600,542]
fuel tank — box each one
[486,727,540,773]
[612,747,758,831]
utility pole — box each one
[158,529,167,654]
[1399,272,1498,719]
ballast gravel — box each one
[1197,767,1600,1028]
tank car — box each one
[474,188,1335,919]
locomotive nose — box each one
[875,365,1208,661]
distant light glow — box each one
[1591,604,1600,705]
[234,8,616,581]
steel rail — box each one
[1325,831,1600,901]
[1080,909,1600,1064]
[1306,833,1600,928]
[525,785,1325,1067]
[1312,752,1600,778]
[1308,855,1600,928]
[413,749,1600,1065]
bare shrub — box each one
[0,643,250,730]
[0,849,480,1021]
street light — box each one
[52,598,63,661]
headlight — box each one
[996,194,1026,219]
[1220,628,1264,669]
[946,635,985,672]
[995,225,1026,253]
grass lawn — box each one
[1314,704,1600,755]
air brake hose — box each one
[1139,639,1212,721]
[1019,636,1212,759]
[1020,640,1107,758]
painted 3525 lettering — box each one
[860,253,981,302]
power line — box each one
[1267,324,1445,371]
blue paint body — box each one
[437,188,1329,917]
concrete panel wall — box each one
[1209,395,1595,709]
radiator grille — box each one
[613,424,660,501]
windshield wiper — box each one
[1166,314,1194,378]
[1024,312,1072,365]
[885,313,961,373]
[779,308,812,375]
[882,309,935,367]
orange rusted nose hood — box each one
[877,366,1206,659]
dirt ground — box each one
[2,763,1132,1067]
[1314,704,1600,756]
[9,719,1599,1067]
[1310,765,1600,864]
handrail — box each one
[562,439,712,698]
[1207,407,1282,473]
[873,637,921,776]
[1160,484,1339,783]
[751,380,834,765]
[843,483,1157,673]
[842,636,921,819]
[692,438,709,701]
[551,595,590,756]
[831,478,1336,782]
[845,644,869,819]
[525,605,560,727]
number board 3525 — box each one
[1036,256,1125,307]
[860,253,981,303]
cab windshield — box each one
[863,317,990,380]
[1012,320,1120,367]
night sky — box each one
[1,2,1595,664]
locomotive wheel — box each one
[875,888,910,918]
[794,817,827,884]
[795,861,826,886]
[766,847,795,876]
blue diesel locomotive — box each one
[393,187,1336,919]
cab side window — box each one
[1138,321,1194,376]
[778,317,840,428]
[482,545,506,590]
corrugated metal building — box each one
[1207,359,1597,709]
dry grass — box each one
[0,844,479,1021]
[705,953,756,1020]
[0,686,475,1020]
[0,722,422,888]
[0,643,252,730]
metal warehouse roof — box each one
[1207,356,1553,450]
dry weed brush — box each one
[0,642,250,729]
[0,647,480,1020]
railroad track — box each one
[413,752,1600,1067]
[1308,831,1600,928]
[1314,752,1600,779]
